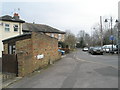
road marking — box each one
[75,57,119,70]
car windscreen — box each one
[94,47,102,50]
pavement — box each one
[2,49,119,88]
[0,58,1,72]
[2,55,67,88]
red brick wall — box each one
[32,32,61,71]
[16,32,61,77]
[16,38,34,77]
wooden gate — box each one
[2,54,18,76]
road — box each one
[75,50,118,69]
[7,49,118,88]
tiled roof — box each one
[0,15,25,23]
[22,23,65,34]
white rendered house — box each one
[0,13,25,57]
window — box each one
[8,43,16,54]
[9,45,12,54]
[58,34,62,40]
[50,33,54,37]
[13,25,18,31]
[5,24,10,31]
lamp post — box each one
[104,17,118,54]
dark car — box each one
[90,46,103,55]
[88,47,94,53]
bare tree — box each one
[91,18,118,46]
[76,30,91,48]
[64,30,76,49]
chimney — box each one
[13,13,20,19]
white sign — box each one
[37,54,44,59]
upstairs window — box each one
[5,24,10,31]
[58,34,62,40]
[13,25,18,32]
[50,33,54,37]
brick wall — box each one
[16,32,61,77]
[3,44,8,54]
[16,38,33,77]
[32,32,61,71]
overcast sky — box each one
[1,0,119,35]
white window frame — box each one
[8,44,16,54]
[5,24,10,31]
[51,33,54,37]
[58,34,62,40]
[13,24,18,32]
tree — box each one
[76,30,91,48]
[64,30,76,49]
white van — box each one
[102,45,117,53]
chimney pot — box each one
[13,13,19,19]
[14,13,19,16]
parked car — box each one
[114,44,120,54]
[90,46,103,55]
[102,45,117,53]
[82,47,89,51]
[88,47,94,53]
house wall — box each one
[60,34,65,42]
[0,21,23,57]
[45,33,65,42]
[3,32,61,77]
[3,44,8,54]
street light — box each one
[104,17,118,54]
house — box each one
[0,14,65,57]
[0,13,25,57]
[22,23,65,42]
[2,32,61,77]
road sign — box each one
[109,35,115,40]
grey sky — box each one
[1,0,119,35]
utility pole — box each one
[100,16,103,46]
[110,17,113,54]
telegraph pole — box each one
[110,17,114,54]
[100,16,103,46]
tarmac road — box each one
[7,49,118,88]
[75,49,118,69]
